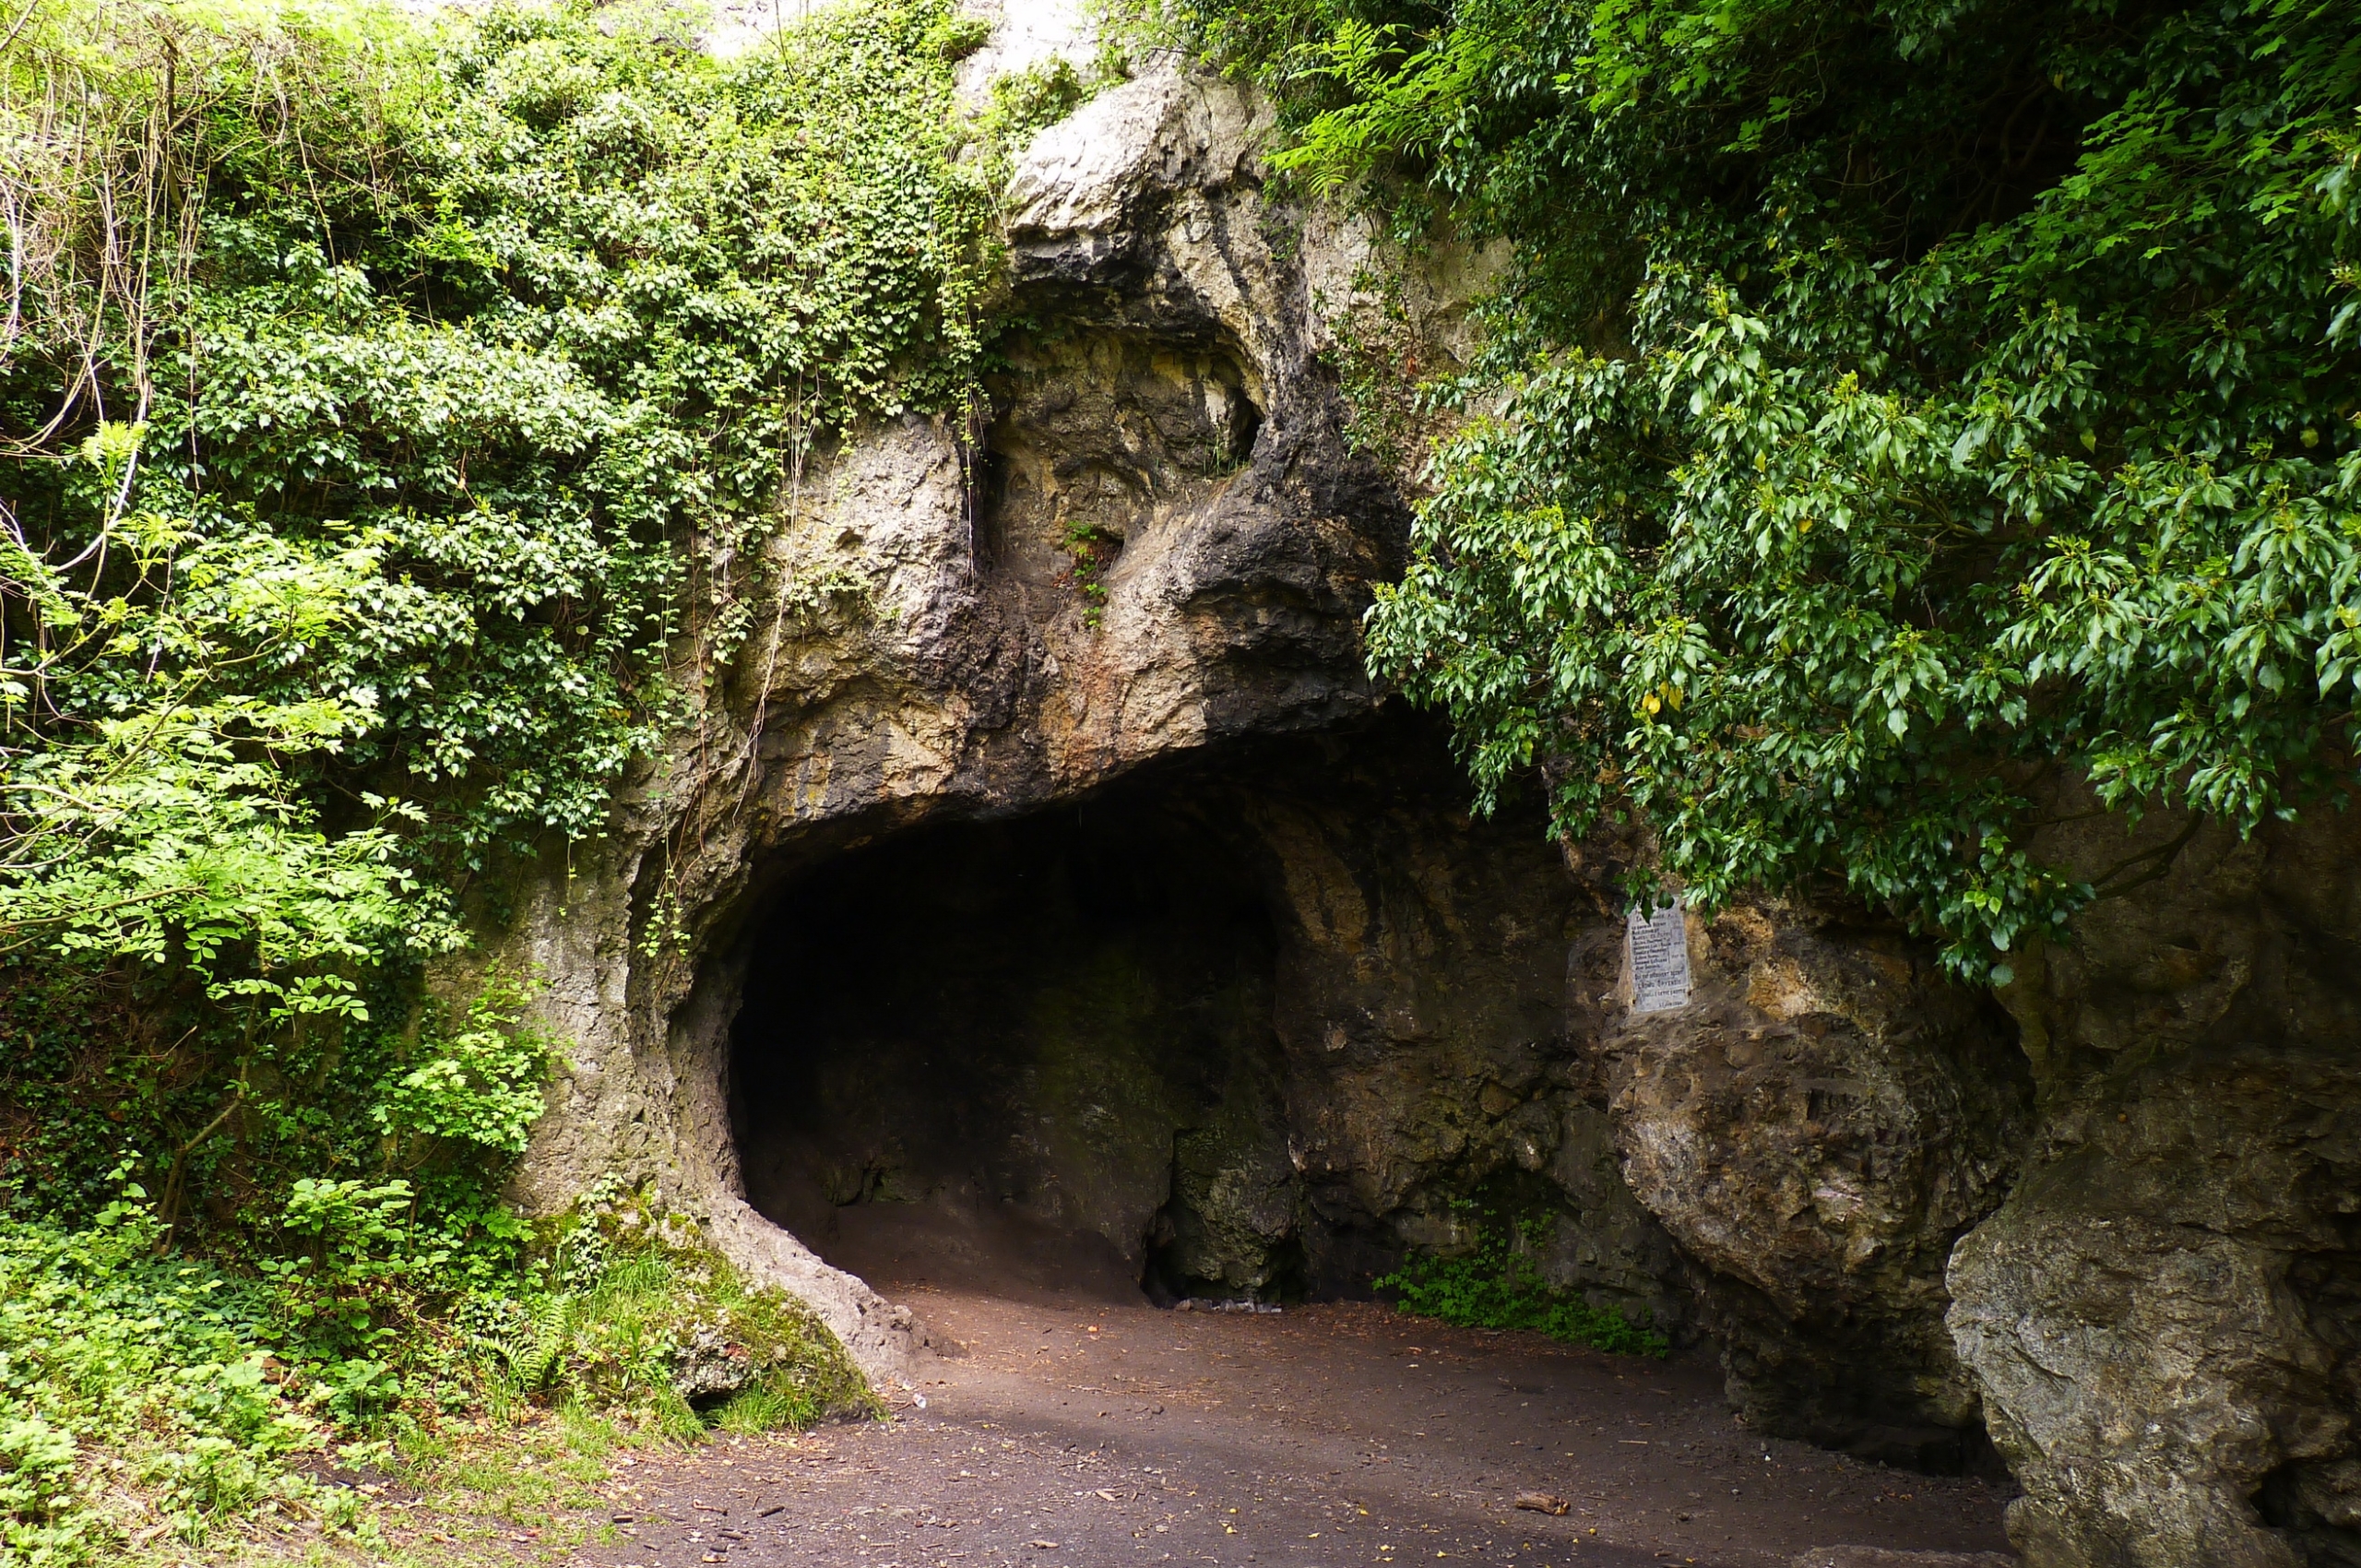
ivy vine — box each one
[0,0,994,1228]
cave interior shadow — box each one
[729,766,1299,1310]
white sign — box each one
[1627,898,1692,1015]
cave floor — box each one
[569,1288,2016,1568]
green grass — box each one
[1376,1213,1670,1358]
[0,1198,875,1567]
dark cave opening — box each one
[725,715,1631,1323]
[729,754,1309,1307]
[721,722,2019,1473]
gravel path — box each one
[565,1287,2013,1568]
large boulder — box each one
[1946,801,2361,1566]
[1575,884,2030,1468]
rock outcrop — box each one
[1580,890,2029,1468]
[507,61,1410,1374]
[499,23,2360,1567]
[505,37,2013,1421]
[1947,800,2361,1567]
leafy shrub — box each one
[1175,0,2361,978]
[0,1415,83,1562]
[0,1191,322,1559]
[372,969,558,1158]
[0,0,995,1241]
[976,53,1097,171]
[1377,1211,1669,1358]
[0,1179,870,1565]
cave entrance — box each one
[730,760,1303,1307]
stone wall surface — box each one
[1947,802,2361,1567]
[494,20,2360,1565]
[1579,890,2030,1468]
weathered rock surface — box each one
[504,34,2022,1467]
[507,62,1409,1374]
[1240,735,1694,1328]
[1576,887,2029,1468]
[1947,801,2361,1568]
[670,1324,758,1404]
[501,31,2361,1568]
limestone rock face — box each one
[1573,885,2030,1467]
[496,47,2361,1568]
[504,47,2022,1461]
[1945,803,2361,1568]
[507,64,1407,1375]
[1219,731,1689,1328]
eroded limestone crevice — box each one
[972,325,1267,651]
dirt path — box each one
[567,1286,2013,1568]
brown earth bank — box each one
[565,1289,2014,1568]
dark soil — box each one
[564,1281,2014,1568]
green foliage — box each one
[0,0,993,1218]
[0,6,984,1469]
[0,1415,86,1565]
[0,1180,868,1564]
[1062,517,1118,627]
[2,0,996,954]
[467,1192,875,1441]
[0,1,974,1553]
[0,1192,322,1560]
[977,55,1097,171]
[1376,1208,1668,1358]
[1172,0,2361,976]
[259,1177,439,1422]
[372,968,558,1158]
[0,496,449,1017]
[1323,263,1453,479]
